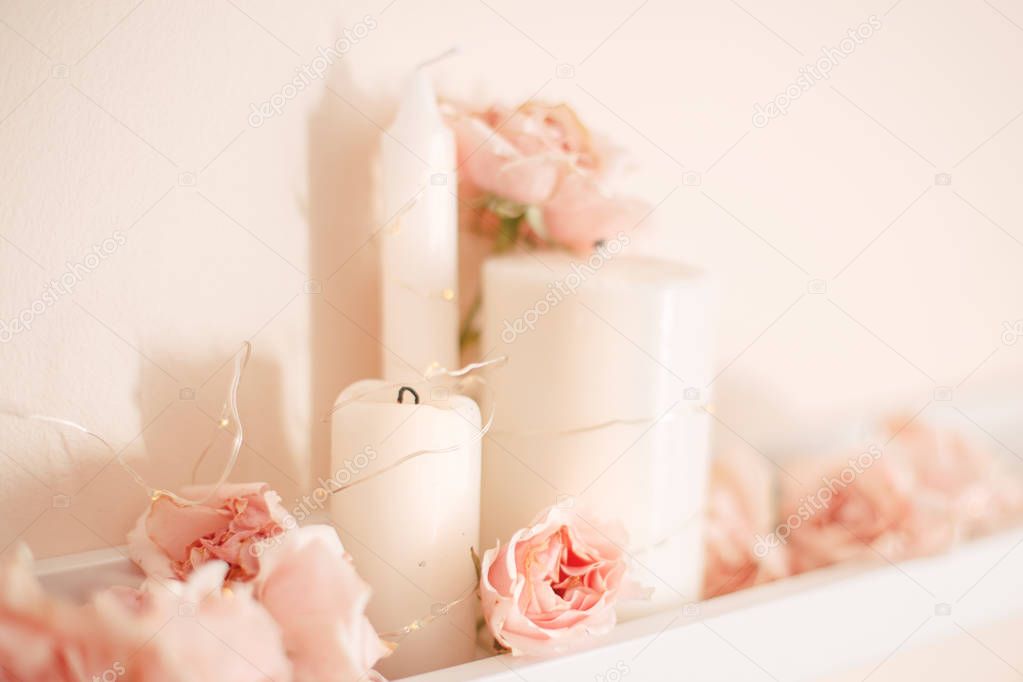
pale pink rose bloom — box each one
[542,173,649,253]
[0,545,125,682]
[446,101,648,252]
[95,561,293,682]
[884,417,1023,537]
[480,506,638,657]
[127,482,292,583]
[490,103,601,172]
[704,450,789,597]
[782,453,935,573]
[251,525,390,682]
[781,417,1023,574]
[449,115,561,206]
[961,474,1023,536]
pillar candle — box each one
[330,379,481,677]
[379,71,458,381]
[480,250,712,617]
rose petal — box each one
[252,525,390,681]
[480,506,632,657]
[543,173,649,253]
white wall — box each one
[2,0,1022,561]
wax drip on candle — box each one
[323,355,506,422]
[322,359,504,497]
[397,386,420,405]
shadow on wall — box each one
[129,57,390,506]
[0,413,99,554]
[711,372,794,458]
[307,58,388,482]
[136,352,304,506]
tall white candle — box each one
[479,250,712,617]
[330,380,481,677]
[379,71,458,381]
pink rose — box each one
[490,103,601,172]
[780,417,1020,574]
[704,450,788,597]
[480,506,635,656]
[95,561,293,682]
[450,114,561,206]
[0,545,124,682]
[2,546,291,681]
[786,440,963,574]
[446,101,648,253]
[883,417,1023,537]
[251,525,391,681]
[781,435,957,572]
[127,482,292,583]
[542,173,649,253]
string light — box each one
[4,342,252,507]
[379,591,472,642]
[321,357,503,497]
[382,213,457,304]
[489,401,708,440]
[4,340,707,642]
[393,278,459,304]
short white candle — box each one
[330,379,481,677]
[379,71,458,381]
[479,249,712,617]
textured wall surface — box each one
[1,0,1022,568]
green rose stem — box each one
[459,214,522,351]
[459,295,482,349]
[494,214,522,252]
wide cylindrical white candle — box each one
[480,250,712,617]
[380,71,458,381]
[330,380,480,677]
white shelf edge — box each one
[401,526,1023,681]
[26,528,1023,681]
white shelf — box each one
[403,527,1023,681]
[33,526,1023,681]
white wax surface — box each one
[330,379,481,677]
[379,71,459,381]
[480,251,713,616]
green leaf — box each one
[459,294,483,352]
[495,215,521,253]
[471,546,482,582]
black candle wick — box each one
[397,386,420,405]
